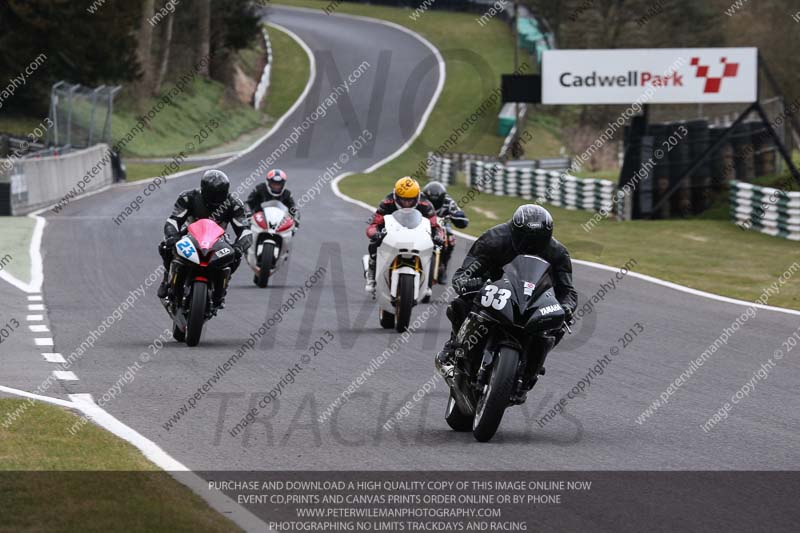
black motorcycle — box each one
[439,254,571,442]
[161,219,236,346]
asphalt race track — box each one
[26,6,800,473]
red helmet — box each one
[266,169,287,197]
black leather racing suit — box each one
[246,184,298,224]
[448,222,578,336]
[159,189,253,276]
[430,193,469,275]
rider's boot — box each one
[438,263,448,285]
[212,293,226,312]
[435,334,457,378]
[365,256,376,294]
[157,271,170,299]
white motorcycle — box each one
[247,200,295,287]
[362,208,434,332]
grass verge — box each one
[279,0,800,310]
[264,22,311,122]
[0,399,238,531]
[112,77,267,159]
[0,216,33,283]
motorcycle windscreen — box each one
[502,256,565,333]
[187,219,225,253]
[392,208,423,229]
[505,255,559,323]
[261,200,288,213]
[475,256,545,325]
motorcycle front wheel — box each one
[472,346,519,442]
[394,273,415,333]
[257,242,276,288]
[185,280,208,347]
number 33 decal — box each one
[481,285,511,310]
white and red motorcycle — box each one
[247,200,295,287]
[362,208,435,332]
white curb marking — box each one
[26,314,44,321]
[52,370,78,381]
[42,353,66,363]
[28,304,44,311]
[34,337,54,346]
[29,324,49,333]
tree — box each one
[135,0,156,99]
[154,6,175,95]
[198,0,211,76]
[0,0,139,114]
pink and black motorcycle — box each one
[161,219,236,346]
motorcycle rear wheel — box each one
[445,390,473,432]
[472,346,519,442]
[257,243,276,288]
[185,281,208,347]
[394,273,415,333]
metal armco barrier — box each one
[730,181,800,241]
[467,160,616,213]
[0,144,114,215]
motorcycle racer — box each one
[422,181,469,283]
[436,204,577,371]
[157,170,252,305]
[365,177,444,292]
[246,169,299,226]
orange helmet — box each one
[393,176,420,209]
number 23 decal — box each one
[481,285,511,310]
[177,240,194,258]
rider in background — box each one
[422,181,469,283]
[365,177,444,292]
[246,169,299,226]
[157,170,252,303]
[436,204,577,369]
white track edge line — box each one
[272,4,446,175]
[0,386,267,532]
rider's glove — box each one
[562,305,574,324]
[371,228,386,245]
[432,232,445,248]
[233,245,244,260]
[454,277,484,295]
[164,235,179,249]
